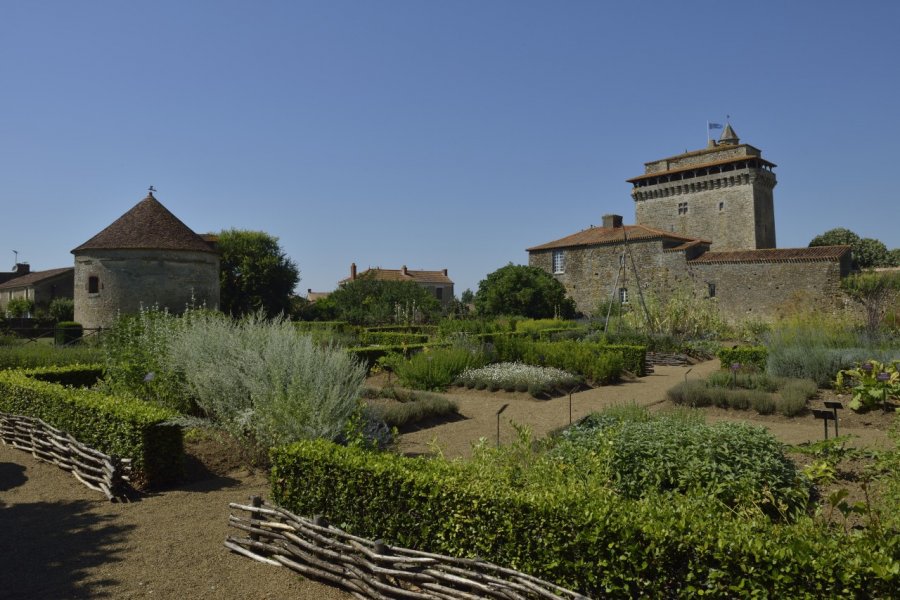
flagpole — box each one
[706,121,710,144]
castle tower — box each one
[627,125,777,250]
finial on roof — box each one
[719,123,739,145]
[148,185,156,198]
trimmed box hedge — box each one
[358,331,430,346]
[0,370,183,486]
[271,440,899,598]
[346,343,450,370]
[718,346,768,372]
[21,364,104,387]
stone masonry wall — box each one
[74,249,220,330]
[644,144,760,173]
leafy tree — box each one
[474,263,576,319]
[6,298,34,318]
[48,297,75,322]
[460,289,475,304]
[889,248,900,267]
[841,271,900,336]
[809,228,892,269]
[217,229,300,318]
[327,276,441,325]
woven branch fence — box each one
[0,412,132,501]
[227,497,592,600]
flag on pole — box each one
[708,122,723,130]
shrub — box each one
[835,360,900,412]
[0,344,103,370]
[166,312,368,448]
[0,370,182,485]
[777,378,817,416]
[369,394,458,429]
[54,321,83,346]
[717,346,768,372]
[727,389,751,410]
[6,298,34,318]
[455,362,581,396]
[750,390,776,415]
[394,346,487,391]
[492,336,634,383]
[345,343,439,370]
[358,331,429,346]
[666,380,709,406]
[21,364,104,387]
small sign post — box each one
[496,404,509,447]
[812,408,836,439]
[824,400,843,437]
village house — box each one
[0,265,75,316]
[340,263,455,308]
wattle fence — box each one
[226,497,591,600]
[0,412,132,501]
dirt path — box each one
[0,444,352,600]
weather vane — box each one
[148,185,156,195]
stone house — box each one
[0,266,75,316]
[340,263,455,308]
[71,191,220,330]
[528,126,852,321]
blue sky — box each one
[2,1,898,296]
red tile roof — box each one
[689,246,851,264]
[72,194,215,254]
[0,267,73,290]
[340,267,453,285]
[527,225,707,252]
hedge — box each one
[21,364,104,387]
[493,336,646,380]
[293,321,356,334]
[718,346,768,372]
[365,325,438,336]
[271,440,899,598]
[346,343,450,370]
[0,370,183,486]
[358,331,430,346]
[54,321,84,346]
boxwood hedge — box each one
[21,364,104,387]
[271,440,899,598]
[0,370,183,486]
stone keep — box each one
[72,192,220,330]
[628,124,777,251]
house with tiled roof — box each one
[0,266,74,316]
[528,126,853,321]
[71,191,220,329]
[340,263,454,307]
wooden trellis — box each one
[226,497,592,600]
[0,412,132,501]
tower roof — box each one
[72,193,216,254]
[719,123,739,145]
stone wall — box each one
[644,144,761,173]
[73,249,220,329]
[687,258,850,322]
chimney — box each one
[350,263,357,280]
[442,268,448,276]
[14,263,30,275]
[602,214,623,229]
[402,265,408,276]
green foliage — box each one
[101,307,191,413]
[557,409,809,513]
[5,297,34,318]
[836,360,900,412]
[48,297,75,322]
[456,362,582,398]
[270,433,898,597]
[54,321,83,346]
[293,321,354,333]
[217,228,301,318]
[717,346,768,372]
[21,364,104,387]
[0,370,183,485]
[474,263,576,319]
[493,336,637,382]
[778,379,818,416]
[707,368,778,392]
[0,343,103,370]
[358,331,429,346]
[327,276,442,326]
[394,346,487,391]
[669,374,816,417]
[369,391,459,429]
[514,318,580,335]
[809,227,860,249]
[166,312,368,448]
[621,286,728,339]
[809,227,894,269]
[345,343,438,370]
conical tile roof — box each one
[72,193,215,254]
[719,123,739,145]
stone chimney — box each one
[602,214,623,229]
[13,263,30,275]
[442,268,448,276]
[402,265,408,276]
[350,263,357,280]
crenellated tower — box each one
[627,124,777,250]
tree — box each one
[809,228,892,269]
[48,297,75,322]
[460,289,475,305]
[474,263,576,319]
[6,298,34,318]
[217,229,300,318]
[841,271,900,337]
[889,248,900,267]
[326,276,442,325]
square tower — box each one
[627,125,776,250]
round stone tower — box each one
[71,191,220,330]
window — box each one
[619,287,629,304]
[435,287,443,301]
[677,202,688,215]
[88,276,100,294]
[708,282,716,298]
[719,202,724,211]
[552,250,565,274]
